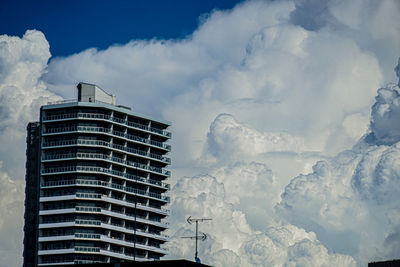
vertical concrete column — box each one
[123,114,128,135]
[109,111,114,163]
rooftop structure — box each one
[23,83,171,266]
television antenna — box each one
[181,216,212,263]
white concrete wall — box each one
[78,83,115,105]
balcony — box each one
[101,235,167,254]
[43,126,171,151]
[39,206,169,228]
[42,112,171,138]
[38,246,146,265]
[41,206,168,228]
[76,206,102,212]
[41,179,170,205]
[42,139,171,164]
[100,223,169,241]
[38,221,75,229]
[40,191,169,214]
[39,208,76,215]
[40,165,169,190]
[38,219,168,241]
[40,190,168,206]
[75,246,100,253]
[39,233,167,254]
[38,261,75,266]
[38,248,75,255]
[42,152,170,177]
[101,209,168,228]
[39,193,101,203]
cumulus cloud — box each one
[0,30,61,178]
[205,114,305,162]
[241,225,356,267]
[277,140,400,264]
[0,162,25,265]
[168,68,400,265]
[368,61,400,145]
[0,30,61,266]
[277,67,400,264]
[167,171,356,266]
[43,0,395,166]
[291,0,400,83]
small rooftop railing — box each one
[46,99,77,105]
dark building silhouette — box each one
[24,122,42,267]
[369,259,400,267]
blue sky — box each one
[0,0,242,57]
[0,1,399,266]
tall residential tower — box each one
[23,83,171,266]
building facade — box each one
[23,83,171,266]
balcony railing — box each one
[40,219,169,241]
[46,99,77,105]
[43,112,171,138]
[76,206,101,213]
[38,247,155,262]
[40,218,75,224]
[42,139,171,164]
[74,246,100,252]
[43,152,170,176]
[41,183,169,203]
[43,126,171,151]
[75,233,101,239]
[75,219,101,226]
[76,192,102,199]
[40,165,169,190]
[40,219,168,239]
[40,180,170,214]
[74,206,169,227]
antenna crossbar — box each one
[181,216,212,263]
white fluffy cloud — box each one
[0,162,25,264]
[167,65,400,265]
[240,225,356,267]
[0,0,400,266]
[205,114,305,162]
[277,139,400,264]
[0,30,61,266]
[0,30,61,178]
[369,83,400,145]
[167,171,356,266]
[44,0,395,165]
[277,69,400,264]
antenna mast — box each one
[181,216,212,263]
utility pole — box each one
[181,216,212,263]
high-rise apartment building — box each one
[23,83,171,266]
